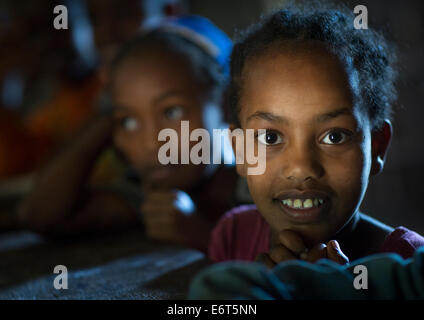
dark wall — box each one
[345,0,424,234]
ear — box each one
[229,124,247,177]
[370,119,392,176]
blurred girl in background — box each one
[18,15,249,253]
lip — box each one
[274,189,331,223]
[147,166,173,180]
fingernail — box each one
[331,240,340,250]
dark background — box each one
[0,0,423,235]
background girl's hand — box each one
[141,189,196,244]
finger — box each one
[147,225,174,238]
[304,243,327,263]
[143,191,176,202]
[143,216,175,228]
[269,245,297,264]
[145,221,175,236]
[142,209,177,223]
[327,240,349,265]
[141,179,170,193]
[147,231,172,242]
[142,213,174,226]
[255,253,276,269]
[141,203,176,214]
[278,229,308,256]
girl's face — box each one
[236,45,375,246]
[112,47,208,189]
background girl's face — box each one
[237,44,373,246]
[112,46,208,189]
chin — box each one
[281,222,335,247]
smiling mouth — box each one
[281,198,325,209]
[144,166,173,180]
[274,190,331,223]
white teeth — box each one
[281,198,325,209]
[303,199,313,208]
[293,199,302,208]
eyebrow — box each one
[246,111,288,124]
[113,89,190,112]
[315,107,351,122]
[153,90,189,105]
[246,107,352,124]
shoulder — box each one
[221,204,264,221]
[380,226,424,259]
[213,205,267,235]
[208,205,270,263]
[344,213,394,259]
[357,213,393,242]
[358,213,393,230]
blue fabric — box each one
[145,15,232,75]
[188,247,424,300]
[170,16,232,67]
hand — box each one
[255,230,349,268]
[141,189,195,243]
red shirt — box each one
[175,165,239,252]
[209,205,424,262]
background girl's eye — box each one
[121,117,139,131]
[164,105,184,121]
[322,130,350,145]
[257,130,283,146]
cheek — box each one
[113,130,143,166]
[326,145,371,211]
[177,110,207,152]
[245,150,286,202]
[246,171,287,231]
[189,110,205,130]
[246,175,267,200]
[246,169,277,209]
[113,130,126,152]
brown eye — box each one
[164,105,184,121]
[257,130,283,146]
[121,117,139,131]
[322,130,350,145]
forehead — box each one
[239,43,357,123]
[115,46,200,90]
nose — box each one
[281,143,324,183]
[132,119,161,167]
[143,119,161,153]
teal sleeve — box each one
[188,247,424,300]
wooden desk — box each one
[0,229,209,299]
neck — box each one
[334,211,361,242]
[333,211,363,258]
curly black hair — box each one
[226,2,397,130]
